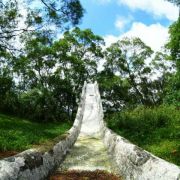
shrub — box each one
[105,105,180,165]
[106,105,178,135]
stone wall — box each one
[0,82,87,180]
[94,82,180,180]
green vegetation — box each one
[0,114,71,152]
[97,3,180,165]
[0,0,86,122]
[0,0,179,164]
[106,105,180,165]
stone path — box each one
[52,84,117,175]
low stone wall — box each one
[0,82,87,180]
[94,82,180,180]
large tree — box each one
[12,28,104,121]
[164,0,180,106]
[164,17,180,106]
[104,37,155,105]
[0,0,84,55]
[0,0,85,120]
[166,18,180,65]
[100,37,171,109]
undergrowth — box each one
[106,105,180,166]
[0,113,71,152]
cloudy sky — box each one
[79,0,179,52]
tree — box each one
[35,0,84,28]
[0,0,84,89]
[164,0,180,105]
[104,37,156,106]
[97,70,133,112]
[0,68,18,114]
[0,0,21,55]
[12,28,104,122]
[0,0,85,121]
[0,0,84,56]
[166,18,180,67]
[164,18,180,106]
[53,27,104,92]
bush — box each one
[106,105,178,134]
[105,105,180,165]
[0,75,18,114]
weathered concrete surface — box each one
[79,84,101,136]
[94,82,180,180]
[0,82,87,180]
[55,136,116,172]
[54,84,117,174]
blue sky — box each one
[78,0,179,51]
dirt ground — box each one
[49,170,122,180]
[0,151,19,159]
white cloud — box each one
[104,35,120,47]
[117,0,179,21]
[115,15,133,30]
[93,0,179,21]
[104,22,169,52]
[122,22,169,51]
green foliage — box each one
[164,18,180,106]
[0,113,71,151]
[105,37,155,106]
[0,0,85,123]
[106,105,180,165]
[97,70,134,111]
[164,73,180,106]
[0,0,20,54]
[0,72,18,114]
[166,18,180,64]
[99,37,169,110]
[36,0,84,28]
[0,0,179,164]
[0,0,84,62]
[0,27,104,122]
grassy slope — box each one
[116,126,180,166]
[0,114,71,152]
[106,105,180,166]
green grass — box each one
[0,113,71,152]
[106,105,180,166]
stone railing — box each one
[94,82,180,180]
[0,82,87,180]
